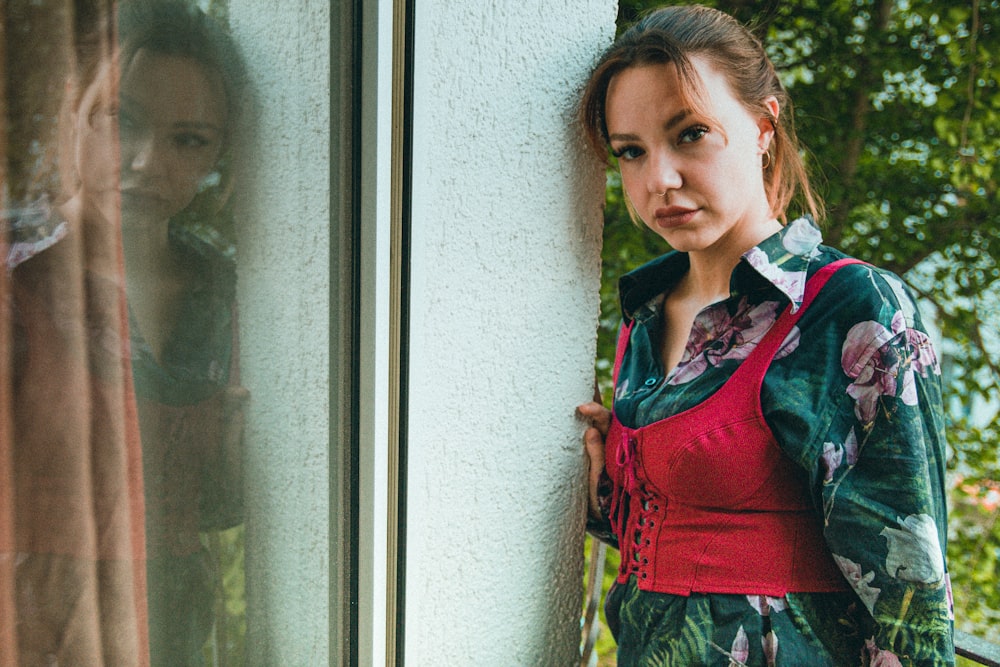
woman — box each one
[577,6,953,666]
[6,9,148,664]
[115,1,247,664]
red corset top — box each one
[604,259,861,596]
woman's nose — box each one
[648,151,682,194]
[123,133,159,174]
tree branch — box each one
[828,0,894,237]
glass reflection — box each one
[5,3,144,664]
[117,1,248,664]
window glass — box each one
[2,1,352,664]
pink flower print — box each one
[719,299,782,360]
[614,377,631,402]
[945,572,954,620]
[844,427,859,466]
[890,313,920,408]
[729,626,749,666]
[842,319,905,424]
[747,594,788,615]
[881,513,945,587]
[775,326,801,360]
[908,328,941,377]
[769,270,808,306]
[833,554,881,613]
[743,246,768,268]
[822,429,860,482]
[863,638,904,667]
[821,441,843,482]
[782,217,823,256]
[744,247,809,308]
[670,298,782,385]
[762,631,779,667]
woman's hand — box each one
[577,401,611,518]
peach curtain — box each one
[1,1,148,664]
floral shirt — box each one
[597,218,954,666]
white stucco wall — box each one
[227,3,331,665]
[406,2,617,665]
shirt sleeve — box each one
[770,264,955,666]
[586,468,619,549]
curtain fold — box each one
[1,1,149,664]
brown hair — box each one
[580,5,822,223]
[117,0,247,212]
[117,0,246,147]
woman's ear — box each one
[758,96,780,152]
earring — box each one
[654,191,667,198]
[198,171,222,192]
[761,152,772,170]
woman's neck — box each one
[122,217,172,274]
[684,214,782,305]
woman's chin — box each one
[121,209,168,232]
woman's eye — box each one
[87,103,119,128]
[611,145,644,161]
[174,133,211,149]
[678,125,709,144]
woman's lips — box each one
[120,188,167,206]
[654,206,698,228]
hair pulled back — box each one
[580,5,822,222]
[116,0,246,214]
[117,0,246,144]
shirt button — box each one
[644,377,658,387]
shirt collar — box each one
[740,216,824,313]
[618,216,824,320]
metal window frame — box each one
[341,0,412,664]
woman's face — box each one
[605,58,777,257]
[72,60,120,215]
[114,50,227,228]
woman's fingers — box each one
[578,401,611,516]
[583,425,606,515]
[576,401,611,436]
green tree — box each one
[591,0,1000,658]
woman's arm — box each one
[789,267,954,666]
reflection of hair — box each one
[117,0,246,147]
[117,0,247,219]
[72,2,117,110]
[7,1,115,203]
[580,5,822,223]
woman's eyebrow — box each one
[662,109,691,131]
[172,121,223,134]
[608,109,692,142]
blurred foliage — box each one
[202,525,246,666]
[586,0,999,661]
[190,4,245,664]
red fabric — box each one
[0,4,149,662]
[606,258,862,596]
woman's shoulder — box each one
[800,251,933,376]
[806,247,931,339]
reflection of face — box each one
[605,58,775,256]
[115,50,226,228]
[73,61,120,213]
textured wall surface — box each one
[227,3,331,665]
[405,2,617,664]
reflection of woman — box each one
[577,6,953,666]
[115,1,247,664]
[6,13,147,663]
